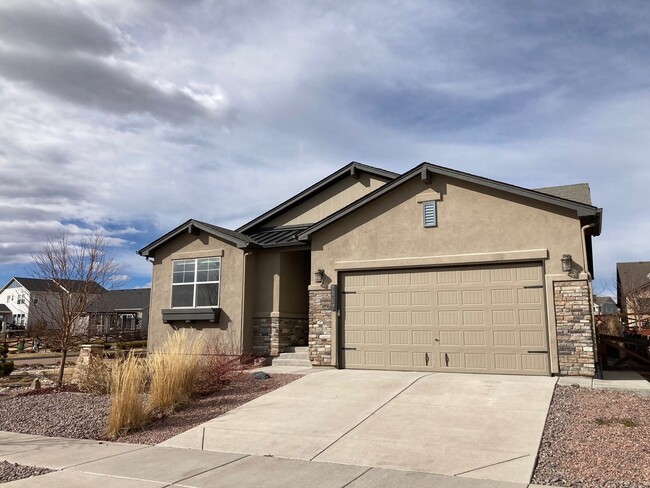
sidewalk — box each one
[0,431,558,488]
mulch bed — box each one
[532,385,650,488]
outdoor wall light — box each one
[314,269,325,283]
[561,254,573,273]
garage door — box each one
[340,262,550,375]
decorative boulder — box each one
[252,371,271,380]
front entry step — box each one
[271,347,312,367]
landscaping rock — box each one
[0,461,52,483]
[30,378,40,391]
[252,371,271,380]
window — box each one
[171,257,220,308]
[6,295,10,303]
[423,200,437,227]
[17,294,25,305]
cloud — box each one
[0,1,230,123]
[0,0,648,291]
[0,1,123,55]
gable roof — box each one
[617,261,650,293]
[1,277,106,295]
[594,296,616,307]
[535,183,592,206]
[86,288,150,313]
[236,162,398,234]
[138,219,257,258]
[298,162,602,241]
[0,304,10,313]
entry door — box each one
[340,263,550,375]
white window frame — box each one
[170,257,221,309]
[17,294,25,305]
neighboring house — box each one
[85,288,151,336]
[0,277,106,333]
[593,296,619,315]
[617,261,650,328]
[139,162,603,377]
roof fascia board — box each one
[0,278,20,296]
[236,162,398,233]
[138,220,252,257]
[298,162,602,241]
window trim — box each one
[170,256,221,309]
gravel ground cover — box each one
[0,373,299,444]
[533,385,650,488]
[0,461,53,483]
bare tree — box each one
[29,231,119,385]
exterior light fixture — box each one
[561,254,572,273]
[314,269,324,283]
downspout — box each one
[240,250,251,356]
[581,223,599,377]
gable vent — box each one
[423,201,437,228]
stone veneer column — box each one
[308,288,332,366]
[252,317,280,357]
[553,280,596,377]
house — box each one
[85,288,150,336]
[617,261,650,328]
[593,296,618,315]
[0,277,106,333]
[138,162,603,377]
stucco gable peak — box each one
[236,162,398,234]
[297,162,602,241]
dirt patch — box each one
[533,385,650,487]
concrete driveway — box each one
[161,370,556,484]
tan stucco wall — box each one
[148,231,246,352]
[310,175,591,370]
[267,174,388,227]
[252,250,280,315]
[252,249,309,317]
[279,250,310,315]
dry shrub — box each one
[74,356,111,394]
[106,352,147,438]
[596,315,623,336]
[146,330,205,414]
[197,338,250,395]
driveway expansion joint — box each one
[452,453,530,477]
[310,372,434,461]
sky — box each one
[0,0,648,295]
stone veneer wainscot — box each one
[554,280,596,377]
[308,289,332,366]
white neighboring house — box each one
[0,277,105,333]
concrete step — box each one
[277,352,310,360]
[271,358,313,367]
[282,346,309,354]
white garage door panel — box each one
[341,263,549,375]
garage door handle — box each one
[342,347,357,351]
[527,350,548,354]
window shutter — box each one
[423,201,437,227]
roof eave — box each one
[298,162,603,241]
[138,219,256,258]
[236,162,398,233]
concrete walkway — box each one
[558,370,650,396]
[161,370,557,484]
[0,431,557,487]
